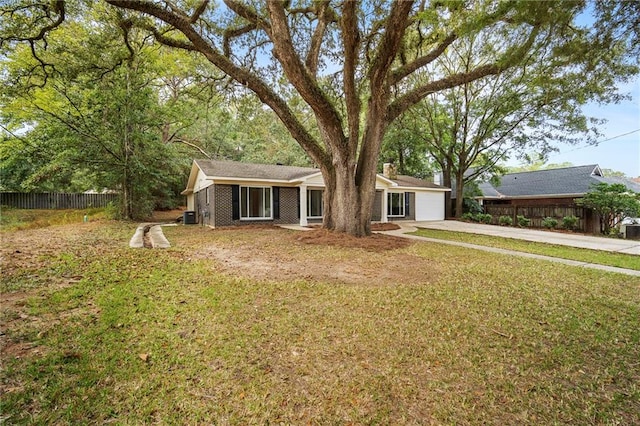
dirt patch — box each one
[307,223,401,231]
[189,227,439,286]
[148,208,187,222]
[371,222,401,231]
[295,228,410,251]
[198,243,433,286]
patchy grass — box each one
[1,223,639,424]
[0,208,111,232]
[412,228,640,271]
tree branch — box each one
[388,24,541,122]
[105,0,329,167]
[341,0,360,157]
[174,138,212,158]
[357,0,414,188]
[390,33,457,85]
[266,0,346,152]
[223,0,270,33]
[305,1,331,76]
[190,0,209,23]
[223,24,257,57]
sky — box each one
[508,6,640,179]
[503,79,640,178]
[517,78,640,178]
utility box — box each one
[623,224,640,240]
[183,211,196,225]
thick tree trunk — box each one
[442,169,453,218]
[321,155,374,237]
[454,172,465,218]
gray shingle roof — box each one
[195,159,318,181]
[480,164,640,198]
[194,159,448,189]
[596,175,640,192]
[392,175,446,189]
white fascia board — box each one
[375,174,397,186]
[181,161,202,194]
[394,186,451,192]
[206,171,324,187]
[206,177,300,186]
[298,171,324,182]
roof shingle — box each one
[195,159,318,181]
[480,164,640,198]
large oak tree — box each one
[3,0,636,235]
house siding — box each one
[407,192,415,220]
[194,186,214,226]
[214,184,299,227]
[372,190,382,221]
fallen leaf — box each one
[139,353,150,362]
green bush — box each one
[463,197,483,215]
[562,215,579,230]
[478,213,492,224]
[498,216,513,226]
[542,217,558,229]
[461,213,492,224]
[517,215,531,227]
[461,212,476,221]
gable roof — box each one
[183,159,450,194]
[194,159,319,182]
[479,164,640,199]
[391,175,448,189]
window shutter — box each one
[231,185,240,220]
[273,187,280,219]
[297,188,301,219]
[404,192,410,217]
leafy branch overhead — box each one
[2,1,637,235]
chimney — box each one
[383,162,397,180]
[433,172,441,185]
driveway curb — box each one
[378,223,640,277]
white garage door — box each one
[415,191,445,221]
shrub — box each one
[517,215,531,227]
[461,212,475,221]
[542,217,558,229]
[463,197,483,215]
[562,215,579,230]
[498,215,513,226]
[478,213,492,224]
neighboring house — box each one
[476,164,640,233]
[181,159,449,228]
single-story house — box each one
[476,164,640,233]
[181,159,449,227]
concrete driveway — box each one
[409,220,640,256]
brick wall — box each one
[279,187,299,223]
[214,184,300,227]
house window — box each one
[388,192,405,217]
[307,189,323,218]
[241,186,272,219]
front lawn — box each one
[1,222,638,424]
[412,228,640,271]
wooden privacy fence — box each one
[1,192,118,210]
[483,204,585,231]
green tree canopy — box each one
[2,1,638,233]
[577,182,640,234]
